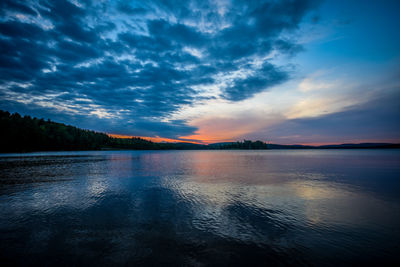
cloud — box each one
[0,0,319,138]
[223,62,289,101]
[248,90,400,144]
[0,0,38,17]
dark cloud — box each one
[0,0,38,16]
[223,63,289,101]
[274,39,304,56]
[116,2,147,15]
[0,0,318,137]
[0,20,44,38]
[148,19,206,47]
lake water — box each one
[0,150,399,266]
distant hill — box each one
[264,143,400,149]
[1,110,399,153]
[318,143,400,149]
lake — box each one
[0,150,399,266]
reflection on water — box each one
[0,150,399,265]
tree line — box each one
[0,110,270,152]
[212,140,269,149]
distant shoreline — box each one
[1,110,399,153]
[1,144,399,154]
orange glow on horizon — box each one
[179,134,236,144]
[108,134,399,146]
[177,116,266,144]
[107,134,203,144]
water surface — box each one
[0,150,399,265]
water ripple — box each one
[0,150,399,265]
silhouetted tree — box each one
[0,110,271,152]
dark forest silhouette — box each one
[1,110,398,153]
[0,110,271,152]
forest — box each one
[0,110,270,152]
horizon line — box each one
[108,134,399,147]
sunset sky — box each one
[1,0,399,144]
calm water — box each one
[0,150,399,266]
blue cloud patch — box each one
[0,0,318,137]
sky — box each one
[0,0,399,145]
